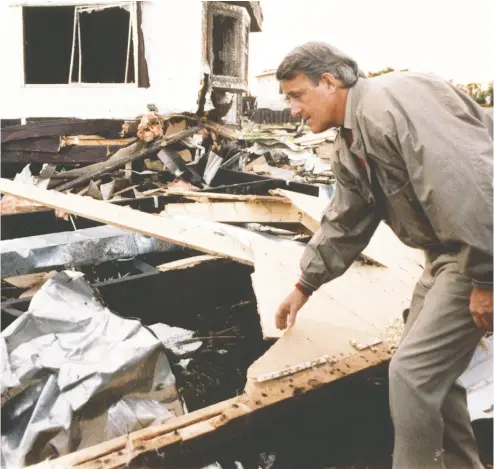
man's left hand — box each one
[470,288,493,331]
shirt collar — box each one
[343,86,353,130]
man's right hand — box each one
[275,288,310,330]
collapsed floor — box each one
[1,116,493,469]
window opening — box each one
[23,3,137,85]
[212,14,240,78]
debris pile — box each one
[1,113,492,469]
[241,123,336,185]
[1,113,336,212]
[1,271,183,468]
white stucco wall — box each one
[255,72,287,110]
[0,0,204,119]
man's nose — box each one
[290,102,302,118]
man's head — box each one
[277,42,365,133]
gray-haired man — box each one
[274,42,493,469]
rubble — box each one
[1,271,184,468]
[1,111,492,469]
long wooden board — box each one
[162,201,302,224]
[0,179,254,266]
[165,189,289,203]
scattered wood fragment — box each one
[4,272,50,289]
[52,126,203,193]
[123,114,240,141]
[110,184,139,197]
[62,135,135,147]
[155,255,222,272]
[0,195,44,215]
[244,155,267,172]
[163,201,302,224]
[165,189,289,203]
[20,272,57,298]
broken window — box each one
[23,3,139,85]
[212,15,240,77]
[206,2,250,92]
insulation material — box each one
[1,271,183,468]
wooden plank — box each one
[63,136,135,146]
[156,255,222,272]
[52,126,202,192]
[162,201,302,223]
[0,178,254,266]
[28,397,239,469]
[276,189,424,274]
[4,272,50,289]
[165,189,289,203]
[274,189,327,233]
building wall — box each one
[255,72,287,110]
[0,1,204,119]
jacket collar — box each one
[343,86,353,130]
[341,79,372,181]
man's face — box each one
[280,72,341,133]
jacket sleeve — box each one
[364,88,493,289]
[298,153,381,293]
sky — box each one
[248,0,494,93]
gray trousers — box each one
[389,252,486,469]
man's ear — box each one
[319,72,338,93]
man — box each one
[275,42,493,469]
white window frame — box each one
[21,1,139,88]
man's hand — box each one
[275,288,309,330]
[470,288,493,331]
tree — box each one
[368,67,409,77]
[457,83,493,106]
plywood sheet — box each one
[277,189,424,275]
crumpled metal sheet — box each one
[1,271,183,468]
[0,225,181,277]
